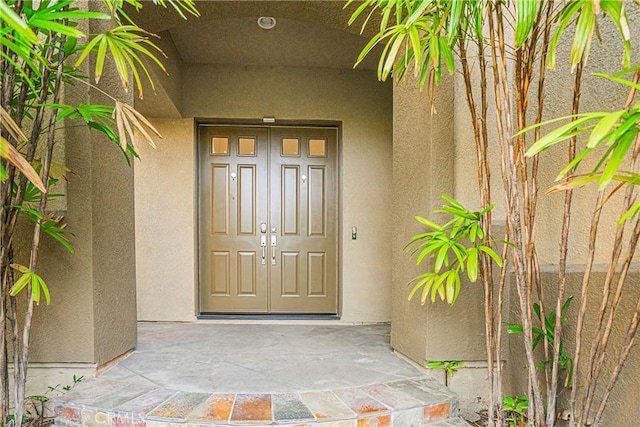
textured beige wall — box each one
[447,6,640,424]
[454,8,640,265]
[506,269,640,426]
[390,71,487,363]
[135,64,392,322]
[391,6,640,421]
[29,12,138,365]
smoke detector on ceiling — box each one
[257,17,277,30]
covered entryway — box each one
[198,124,338,314]
[132,1,393,324]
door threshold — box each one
[197,313,341,321]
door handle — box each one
[260,236,267,265]
[271,235,277,265]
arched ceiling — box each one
[131,1,383,70]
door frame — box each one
[194,118,343,318]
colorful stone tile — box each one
[112,415,146,427]
[385,380,444,406]
[391,407,424,427]
[55,405,83,424]
[90,385,156,411]
[331,389,389,416]
[359,383,423,410]
[147,392,211,421]
[412,377,457,399]
[144,421,185,427]
[356,414,391,427]
[54,381,126,404]
[230,394,272,422]
[114,388,178,416]
[272,393,315,422]
[314,421,357,427]
[82,409,113,427]
[187,393,235,422]
[299,390,356,420]
[423,402,451,424]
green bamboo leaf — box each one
[415,216,443,230]
[421,277,435,305]
[526,115,602,156]
[415,244,435,265]
[445,273,455,304]
[10,274,31,297]
[587,110,625,148]
[548,0,584,69]
[439,37,455,74]
[515,0,537,47]
[556,147,593,180]
[10,263,30,274]
[436,278,446,302]
[40,276,51,305]
[467,248,478,282]
[561,296,573,316]
[570,1,594,68]
[28,18,85,37]
[408,275,429,301]
[408,26,423,72]
[74,34,103,70]
[479,245,503,267]
[599,0,631,67]
[448,0,464,43]
[593,73,640,91]
[406,0,432,26]
[606,112,640,145]
[453,272,461,304]
[0,0,39,43]
[507,324,524,334]
[450,244,465,267]
[469,224,477,243]
[382,32,407,80]
[435,245,449,272]
[599,128,637,189]
[347,0,373,26]
[32,274,41,304]
[618,202,640,227]
[441,194,465,209]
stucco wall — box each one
[390,71,488,364]
[28,11,138,366]
[135,64,392,322]
[390,5,640,421]
[454,8,640,266]
[506,269,640,426]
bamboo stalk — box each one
[11,26,67,427]
[459,32,499,425]
[547,60,583,426]
[491,2,544,423]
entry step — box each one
[54,376,470,426]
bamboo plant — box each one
[0,1,199,425]
[349,1,638,426]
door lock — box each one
[261,222,267,234]
[260,236,267,265]
[271,235,277,265]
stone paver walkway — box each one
[54,323,470,426]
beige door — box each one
[198,125,338,314]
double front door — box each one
[198,125,338,314]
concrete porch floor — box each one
[54,322,470,426]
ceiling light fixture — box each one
[257,16,277,30]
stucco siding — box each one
[135,65,393,322]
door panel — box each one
[198,125,338,314]
[199,126,269,312]
[269,127,338,313]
